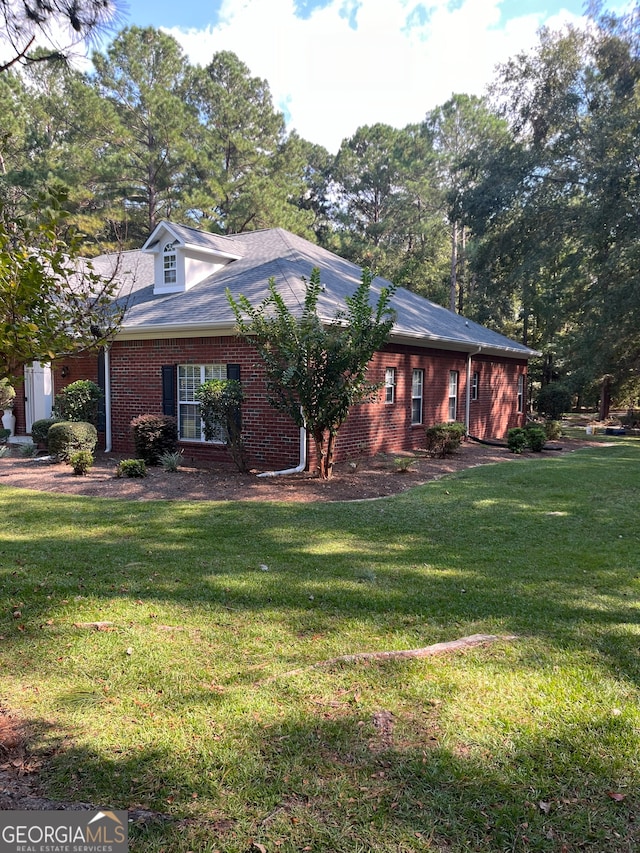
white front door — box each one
[24,362,53,432]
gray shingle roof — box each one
[96,224,537,359]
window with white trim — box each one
[411,369,423,425]
[384,367,396,404]
[163,241,177,285]
[448,370,459,421]
[178,364,225,441]
[471,371,479,401]
[517,373,525,414]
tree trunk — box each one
[599,375,612,421]
[449,219,458,313]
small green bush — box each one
[69,450,94,475]
[31,417,60,446]
[19,442,38,457]
[48,421,98,461]
[393,456,415,473]
[131,414,178,465]
[0,427,11,443]
[425,422,466,458]
[160,451,183,472]
[544,419,562,440]
[53,380,102,425]
[116,458,147,478]
[525,425,547,452]
[507,427,527,454]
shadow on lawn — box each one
[9,698,638,853]
[1,445,639,685]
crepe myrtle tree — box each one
[228,266,396,479]
[0,189,124,381]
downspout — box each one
[257,420,307,478]
[465,347,481,438]
[104,345,112,453]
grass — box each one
[1,439,639,852]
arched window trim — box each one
[163,240,178,285]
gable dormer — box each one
[142,221,242,295]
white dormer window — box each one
[163,241,178,285]
[144,222,243,295]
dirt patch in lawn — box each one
[0,437,598,503]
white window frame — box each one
[178,364,226,442]
[411,369,423,425]
[448,370,459,421]
[517,373,525,414]
[471,371,479,402]
[163,241,177,285]
[384,367,396,404]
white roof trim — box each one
[141,222,242,261]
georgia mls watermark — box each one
[0,810,128,853]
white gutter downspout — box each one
[465,347,482,437]
[104,345,112,453]
[257,421,307,478]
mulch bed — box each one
[0,437,596,503]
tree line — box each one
[1,1,639,411]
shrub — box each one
[31,417,59,446]
[507,427,527,454]
[424,422,466,458]
[195,380,247,472]
[160,451,183,472]
[19,442,38,457]
[536,383,572,420]
[393,456,415,473]
[48,421,97,461]
[0,427,11,443]
[544,419,562,441]
[0,444,8,458]
[525,425,547,452]
[69,450,94,475]
[53,380,102,425]
[131,414,178,465]
[116,458,147,478]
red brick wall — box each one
[334,347,527,461]
[39,339,527,470]
[108,336,301,469]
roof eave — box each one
[389,331,540,359]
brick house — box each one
[14,222,537,470]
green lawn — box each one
[1,440,639,852]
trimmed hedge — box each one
[425,421,466,458]
[31,417,60,446]
[131,414,178,465]
[48,421,97,461]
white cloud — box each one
[164,0,585,153]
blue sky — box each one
[109,0,591,151]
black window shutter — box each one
[97,349,106,432]
[226,364,241,432]
[162,365,176,416]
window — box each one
[448,370,459,421]
[471,371,479,401]
[384,367,396,404]
[163,241,177,285]
[411,369,423,425]
[178,364,225,441]
[517,373,525,414]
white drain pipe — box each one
[257,422,307,477]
